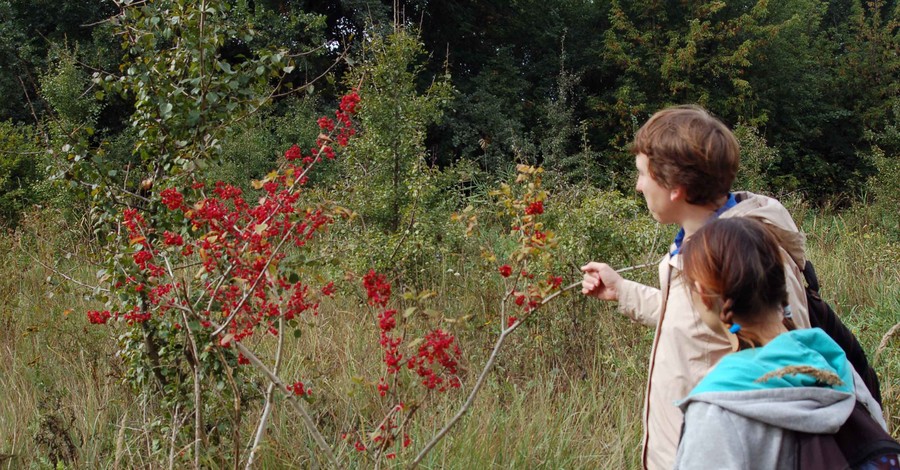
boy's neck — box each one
[679,195,730,237]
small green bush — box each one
[551,187,671,272]
[733,123,782,194]
[0,121,43,226]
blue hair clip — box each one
[729,323,742,334]
[783,305,793,319]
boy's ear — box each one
[670,185,687,202]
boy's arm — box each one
[581,262,660,327]
[616,279,660,326]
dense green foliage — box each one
[1,0,897,221]
[0,121,42,226]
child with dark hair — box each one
[674,217,891,469]
[582,105,813,469]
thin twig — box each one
[16,75,41,130]
[218,333,342,469]
[245,314,286,469]
[409,281,580,468]
[167,406,180,470]
[157,246,207,469]
[615,261,657,274]
[213,346,242,470]
[18,241,110,293]
[174,285,205,468]
[410,262,655,468]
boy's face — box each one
[635,153,680,224]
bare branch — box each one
[213,329,342,469]
[245,314,286,469]
[410,262,654,467]
[19,242,110,293]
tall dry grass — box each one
[0,198,897,469]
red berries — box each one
[160,187,184,210]
[87,91,362,348]
[287,381,311,396]
[363,270,392,307]
[87,310,112,324]
[524,200,544,215]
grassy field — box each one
[0,197,897,469]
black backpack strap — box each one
[801,261,882,405]
[803,260,820,293]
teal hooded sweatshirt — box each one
[673,328,886,469]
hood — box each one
[721,191,807,268]
[678,329,856,434]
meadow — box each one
[1,188,896,469]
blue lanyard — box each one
[670,193,737,256]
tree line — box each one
[0,0,898,226]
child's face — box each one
[635,153,679,224]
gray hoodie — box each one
[673,329,886,469]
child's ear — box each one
[694,282,716,311]
[719,299,735,325]
[670,186,686,202]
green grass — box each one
[0,199,897,469]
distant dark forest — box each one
[1,0,898,225]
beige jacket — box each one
[616,192,812,470]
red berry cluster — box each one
[364,270,403,395]
[87,309,112,324]
[524,200,544,215]
[407,329,462,391]
[287,380,311,396]
[363,270,463,394]
[363,269,391,308]
[88,91,362,354]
